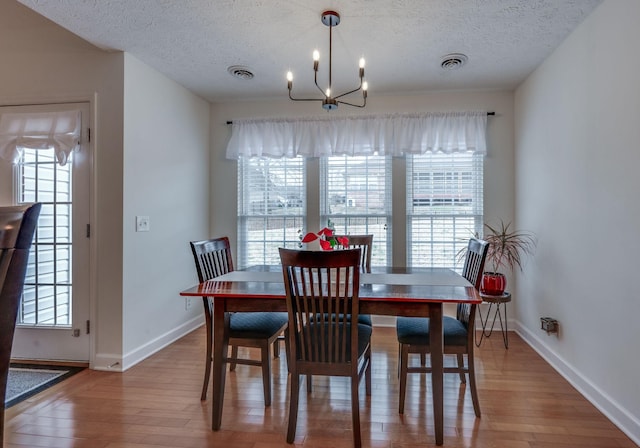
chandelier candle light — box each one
[286,10,368,110]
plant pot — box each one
[481,272,506,295]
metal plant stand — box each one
[476,291,512,349]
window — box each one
[16,147,73,326]
[237,156,305,268]
[407,152,483,270]
[320,155,391,266]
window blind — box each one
[237,156,305,268]
[320,155,391,266]
[407,152,484,270]
[17,147,72,326]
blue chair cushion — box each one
[295,323,372,361]
[396,316,468,347]
[229,312,288,339]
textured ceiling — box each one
[17,0,602,103]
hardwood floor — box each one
[4,327,636,448]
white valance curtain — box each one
[0,110,81,166]
[226,111,487,159]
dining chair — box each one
[0,203,41,448]
[395,237,489,417]
[306,234,373,393]
[333,234,373,273]
[328,234,374,327]
[279,248,372,448]
[190,237,288,405]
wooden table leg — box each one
[430,303,444,446]
[212,299,229,430]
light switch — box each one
[136,216,150,232]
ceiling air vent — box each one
[440,53,468,70]
[227,65,254,80]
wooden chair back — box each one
[190,236,234,283]
[457,237,489,326]
[0,203,41,447]
[333,234,373,273]
[279,248,361,370]
[462,237,490,290]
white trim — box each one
[88,92,98,370]
[515,321,640,446]
[93,317,204,372]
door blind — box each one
[16,147,73,326]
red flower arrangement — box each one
[300,227,349,250]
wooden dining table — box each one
[180,265,481,446]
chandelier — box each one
[286,10,368,111]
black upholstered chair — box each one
[396,237,489,417]
[279,248,371,448]
[0,203,41,447]
[190,237,288,405]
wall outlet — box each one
[136,216,150,232]
[184,297,192,311]
[540,317,558,334]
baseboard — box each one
[371,315,396,327]
[92,316,203,372]
[515,321,640,446]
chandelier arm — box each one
[333,83,364,100]
[337,97,367,108]
[288,91,324,102]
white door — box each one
[3,102,91,362]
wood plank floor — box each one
[4,327,636,448]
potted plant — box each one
[480,220,536,295]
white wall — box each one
[210,90,515,270]
[121,54,210,369]
[514,1,640,443]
